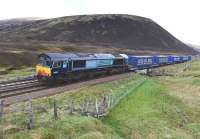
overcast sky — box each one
[0,0,199,46]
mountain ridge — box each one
[0,14,197,54]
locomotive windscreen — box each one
[38,57,52,67]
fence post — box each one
[81,102,85,115]
[85,101,89,115]
[12,106,17,124]
[0,100,4,119]
[53,99,58,120]
[27,99,34,130]
[109,95,112,108]
[108,95,111,108]
[103,95,109,112]
[95,98,99,118]
[69,101,74,115]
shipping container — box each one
[128,56,155,70]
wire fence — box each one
[0,78,146,132]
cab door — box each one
[62,61,68,72]
[52,61,62,75]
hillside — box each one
[0,14,198,68]
[0,14,197,54]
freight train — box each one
[36,53,192,83]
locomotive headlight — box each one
[36,65,51,77]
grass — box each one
[5,116,120,139]
[1,61,200,139]
[156,61,200,108]
[0,67,35,82]
[0,74,143,139]
[103,79,200,138]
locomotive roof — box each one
[39,53,125,61]
[155,55,168,57]
[129,55,153,58]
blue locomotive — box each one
[36,53,192,82]
[36,53,128,82]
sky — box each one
[0,0,199,46]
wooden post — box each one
[103,96,109,112]
[12,106,17,124]
[27,99,34,130]
[81,100,89,116]
[109,95,112,107]
[85,102,89,114]
[53,99,58,120]
[0,100,4,119]
[69,101,74,115]
[106,95,109,109]
[146,68,152,76]
[103,96,106,106]
[95,98,99,118]
[81,102,85,114]
[108,95,111,108]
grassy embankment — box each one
[0,68,35,82]
[0,60,200,139]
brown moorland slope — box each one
[0,14,197,68]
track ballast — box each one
[0,76,47,98]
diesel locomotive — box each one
[36,53,128,82]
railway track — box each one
[0,75,36,84]
[0,76,47,98]
[0,72,131,100]
[1,73,133,106]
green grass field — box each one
[104,79,200,138]
[1,61,200,139]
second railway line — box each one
[0,77,45,98]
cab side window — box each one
[63,61,68,68]
[53,61,62,68]
[73,60,86,68]
[138,59,143,65]
[113,59,124,65]
[45,61,52,67]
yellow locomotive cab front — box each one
[36,65,51,77]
